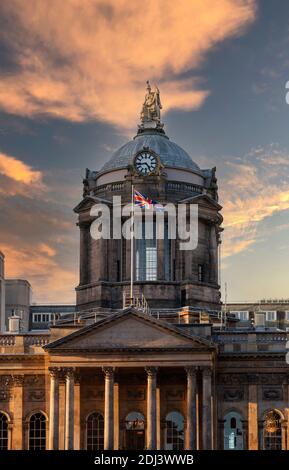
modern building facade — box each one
[0,85,288,451]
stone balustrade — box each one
[0,334,50,353]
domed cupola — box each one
[98,81,201,177]
[76,82,222,312]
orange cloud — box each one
[0,152,43,185]
[0,0,256,128]
[2,242,77,303]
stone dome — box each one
[99,130,201,174]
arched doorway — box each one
[263,410,282,450]
[165,411,184,450]
[125,412,145,450]
[224,411,243,450]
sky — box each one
[0,0,289,304]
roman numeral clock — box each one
[133,149,161,176]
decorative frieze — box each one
[25,374,45,386]
[262,387,283,401]
[28,389,46,402]
[218,373,288,385]
[0,375,12,387]
[0,390,10,401]
[223,387,244,402]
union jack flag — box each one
[134,190,163,211]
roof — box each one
[44,307,216,351]
[100,130,201,174]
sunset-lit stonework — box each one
[0,88,289,452]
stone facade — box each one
[0,309,289,450]
[0,89,288,451]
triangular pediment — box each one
[73,195,111,213]
[179,194,222,211]
[45,309,215,352]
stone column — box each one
[248,384,258,450]
[74,373,81,450]
[156,385,161,450]
[58,377,66,450]
[202,367,213,450]
[157,239,164,280]
[209,225,218,284]
[185,366,197,450]
[103,367,114,450]
[79,223,90,285]
[11,375,24,450]
[114,381,119,450]
[145,367,158,450]
[49,368,59,450]
[64,368,75,450]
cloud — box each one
[0,152,43,185]
[220,144,289,258]
[0,153,79,303]
[0,0,256,128]
[2,242,77,303]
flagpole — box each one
[130,183,134,304]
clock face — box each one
[134,151,158,176]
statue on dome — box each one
[140,81,163,127]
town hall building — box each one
[0,84,289,451]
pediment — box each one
[45,310,214,352]
[73,195,111,213]
[179,194,222,211]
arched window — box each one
[29,412,46,450]
[125,411,145,430]
[165,411,184,450]
[0,412,8,450]
[263,410,282,450]
[86,412,104,450]
[224,412,243,450]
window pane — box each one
[86,413,104,450]
[29,413,46,450]
[0,413,8,450]
[165,412,184,450]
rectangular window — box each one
[265,311,277,322]
[33,313,51,323]
[285,311,289,321]
[116,260,120,282]
[135,220,157,281]
[233,311,249,321]
[198,264,204,282]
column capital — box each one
[185,366,198,377]
[201,366,212,377]
[49,367,60,379]
[12,375,24,387]
[103,367,115,379]
[63,367,75,380]
[145,367,158,378]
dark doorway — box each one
[125,429,145,450]
[124,412,145,450]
